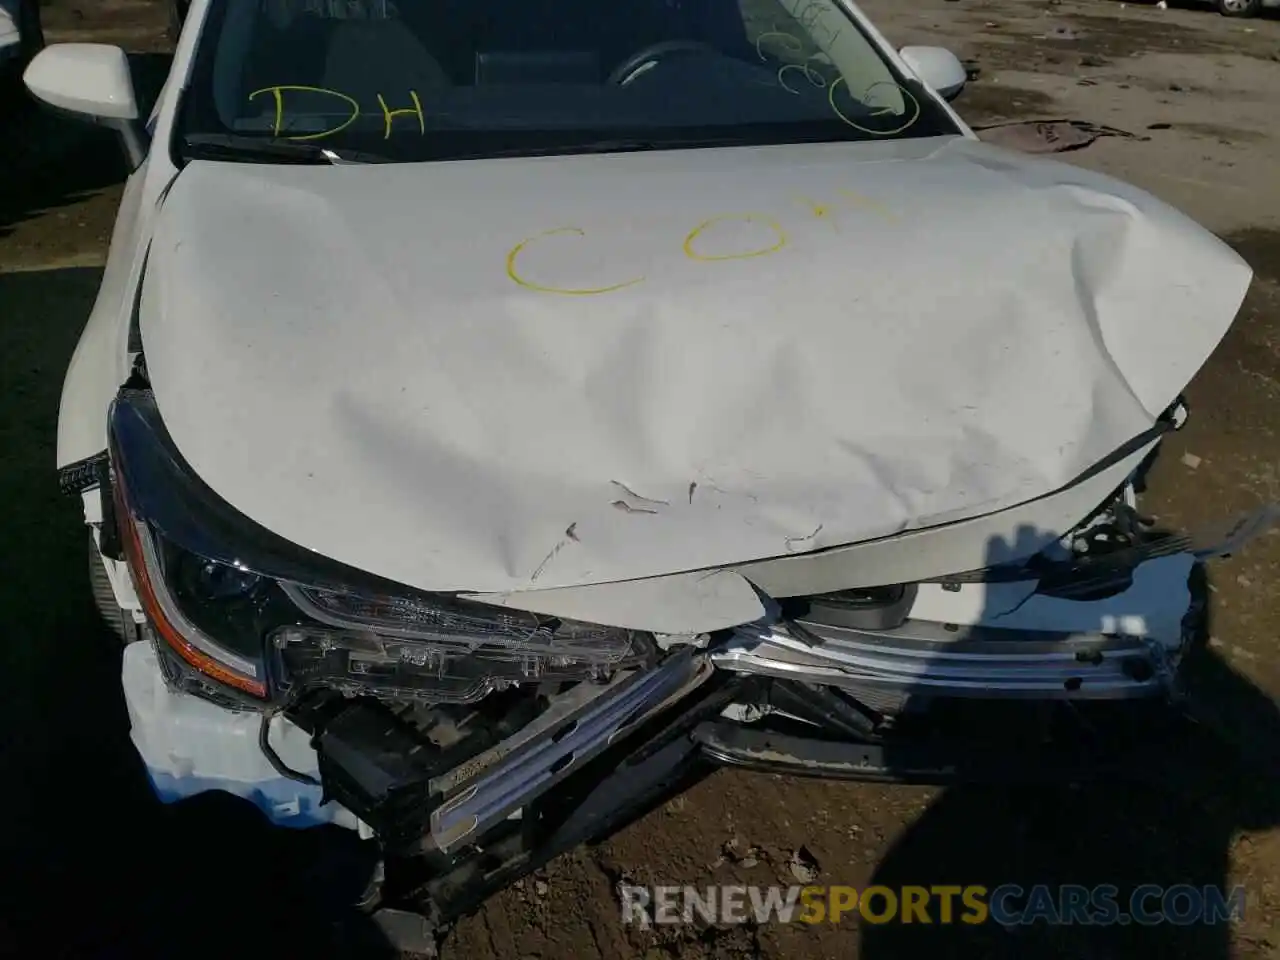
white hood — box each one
[141,135,1251,604]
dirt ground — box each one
[3,0,1280,957]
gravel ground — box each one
[3,1,1280,957]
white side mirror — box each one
[899,45,968,102]
[23,43,148,167]
[24,43,140,121]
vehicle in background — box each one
[1,0,42,87]
[1212,0,1277,17]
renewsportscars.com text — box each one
[620,884,1246,927]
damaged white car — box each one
[25,0,1275,941]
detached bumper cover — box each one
[122,641,367,831]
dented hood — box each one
[141,135,1251,606]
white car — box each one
[1,0,41,78]
[23,0,1274,940]
[1210,0,1280,16]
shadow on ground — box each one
[861,620,1280,958]
[0,266,392,957]
[0,52,172,241]
[852,220,1280,960]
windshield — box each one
[177,0,960,162]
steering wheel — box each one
[608,40,720,86]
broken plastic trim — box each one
[306,650,713,856]
[690,720,1141,784]
[305,667,1193,933]
[429,650,710,852]
[57,450,109,496]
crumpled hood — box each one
[141,135,1251,598]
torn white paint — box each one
[141,134,1251,614]
[464,568,766,635]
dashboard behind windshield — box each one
[178,0,959,161]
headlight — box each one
[111,462,276,700]
[271,584,644,704]
[107,391,649,707]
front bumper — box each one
[122,641,369,833]
[119,547,1207,940]
[123,551,1201,834]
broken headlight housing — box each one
[272,585,644,704]
[106,390,648,708]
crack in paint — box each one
[784,524,824,551]
[531,539,566,580]
[611,500,659,515]
[610,479,670,509]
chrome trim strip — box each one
[429,651,712,851]
[712,622,1173,700]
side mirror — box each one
[899,45,968,102]
[23,43,148,167]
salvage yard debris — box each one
[974,118,1151,154]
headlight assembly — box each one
[271,584,646,704]
[116,502,273,699]
[106,390,650,708]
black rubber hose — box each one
[259,712,322,787]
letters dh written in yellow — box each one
[377,91,424,138]
[248,71,921,141]
[247,85,424,140]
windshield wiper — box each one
[179,133,386,165]
[446,136,772,161]
[446,130,893,161]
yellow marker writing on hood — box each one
[683,214,789,262]
[506,227,646,296]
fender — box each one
[54,0,210,480]
[55,169,168,473]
